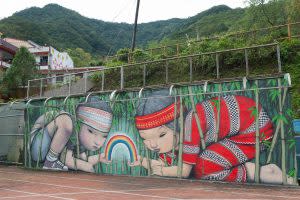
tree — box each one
[286,0,300,21]
[66,48,92,68]
[245,0,287,26]
[3,47,37,96]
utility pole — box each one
[131,0,140,52]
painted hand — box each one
[128,155,142,167]
[99,153,112,164]
[151,160,164,176]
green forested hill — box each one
[0,4,245,55]
[0,2,294,55]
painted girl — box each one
[30,96,112,172]
[133,89,290,184]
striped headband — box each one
[77,106,112,133]
[135,101,181,130]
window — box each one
[40,56,48,65]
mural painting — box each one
[24,76,297,185]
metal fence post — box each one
[39,79,43,97]
[189,57,193,82]
[277,44,282,73]
[120,66,124,90]
[216,54,220,79]
[245,49,249,76]
[143,64,146,87]
[288,19,292,40]
[26,80,30,99]
[165,61,169,84]
[101,70,105,91]
[68,74,71,95]
[84,72,87,93]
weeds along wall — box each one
[24,74,297,185]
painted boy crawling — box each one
[30,96,112,172]
[132,90,291,184]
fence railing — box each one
[27,43,283,99]
[23,74,296,185]
[105,21,300,63]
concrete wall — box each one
[0,103,25,163]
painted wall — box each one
[24,76,297,185]
[49,47,73,70]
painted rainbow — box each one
[105,134,138,163]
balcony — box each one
[0,60,11,68]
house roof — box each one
[0,39,18,55]
[3,38,34,48]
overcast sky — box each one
[0,0,246,24]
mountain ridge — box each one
[0,4,246,55]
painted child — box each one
[133,89,289,184]
[30,96,112,172]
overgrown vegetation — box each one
[0,0,300,117]
[0,47,38,98]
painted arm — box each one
[65,150,94,173]
[151,162,193,178]
[87,153,111,165]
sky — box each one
[0,0,246,24]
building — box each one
[0,38,18,71]
[2,38,74,71]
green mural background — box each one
[24,75,297,184]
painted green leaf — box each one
[262,140,271,148]
[288,139,296,149]
[248,106,258,119]
[269,89,279,102]
[288,169,296,178]
[286,109,293,117]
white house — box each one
[3,38,74,70]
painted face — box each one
[79,123,108,151]
[139,125,178,153]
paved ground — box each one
[0,165,300,200]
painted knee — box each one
[55,114,73,137]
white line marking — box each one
[187,187,300,199]
[0,188,75,200]
[0,170,143,186]
[0,178,178,199]
[0,169,299,199]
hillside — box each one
[0,4,247,55]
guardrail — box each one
[27,43,282,99]
[105,21,300,63]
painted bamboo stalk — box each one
[98,151,102,174]
[294,150,298,185]
[145,146,151,176]
[37,101,47,169]
[171,90,177,165]
[278,78,287,185]
[114,161,118,174]
[215,84,221,143]
[105,163,108,173]
[26,105,31,168]
[254,80,260,183]
[177,95,184,178]
[188,86,206,150]
[121,157,124,174]
[266,87,288,163]
[72,104,79,171]
[110,162,113,174]
[24,120,27,167]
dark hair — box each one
[76,95,112,114]
[136,89,181,132]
